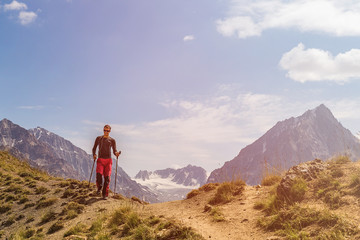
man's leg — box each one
[96,159,105,194]
[102,158,113,198]
[103,175,110,198]
[96,173,103,194]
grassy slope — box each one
[0,151,203,240]
[255,156,360,239]
[3,150,360,240]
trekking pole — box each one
[114,155,119,195]
[88,158,96,188]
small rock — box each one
[203,204,212,212]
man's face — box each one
[103,127,111,136]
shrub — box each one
[209,207,225,222]
[18,196,29,204]
[47,221,64,234]
[0,203,12,214]
[24,203,35,209]
[36,198,58,209]
[35,186,49,195]
[63,223,87,237]
[131,196,142,204]
[21,228,36,238]
[61,202,84,220]
[133,224,154,240]
[108,206,132,227]
[147,215,161,226]
[157,225,203,240]
[324,191,343,209]
[331,155,351,165]
[261,175,282,186]
[186,189,200,199]
[5,194,18,202]
[2,216,15,227]
[208,180,245,205]
[122,212,141,235]
[199,183,219,192]
[5,184,24,194]
[61,189,74,198]
[40,210,57,224]
[331,168,345,178]
[89,218,103,237]
[288,177,307,203]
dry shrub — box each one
[186,189,200,199]
[199,183,219,192]
[208,180,245,205]
[261,175,282,186]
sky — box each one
[2,0,360,177]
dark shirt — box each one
[92,136,117,159]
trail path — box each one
[145,186,274,240]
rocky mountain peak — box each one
[207,104,360,185]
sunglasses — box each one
[103,129,110,132]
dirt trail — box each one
[145,186,273,240]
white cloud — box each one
[18,105,44,110]
[217,0,360,38]
[279,43,360,83]
[77,88,360,175]
[18,11,37,25]
[4,0,27,11]
[82,90,303,175]
[183,35,195,42]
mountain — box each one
[0,119,79,179]
[207,104,360,185]
[134,165,208,202]
[0,119,159,203]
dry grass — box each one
[208,180,245,205]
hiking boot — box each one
[96,189,101,195]
[103,196,108,200]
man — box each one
[92,124,120,200]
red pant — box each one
[96,158,112,197]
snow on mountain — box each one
[134,165,207,202]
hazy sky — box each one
[2,0,360,176]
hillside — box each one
[0,151,203,240]
[0,119,159,203]
[3,151,360,239]
[148,156,360,239]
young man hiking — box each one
[92,125,120,200]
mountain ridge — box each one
[207,104,360,185]
[0,118,159,203]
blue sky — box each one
[2,0,360,176]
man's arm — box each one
[112,138,121,157]
[92,136,100,160]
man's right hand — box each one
[93,154,97,161]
